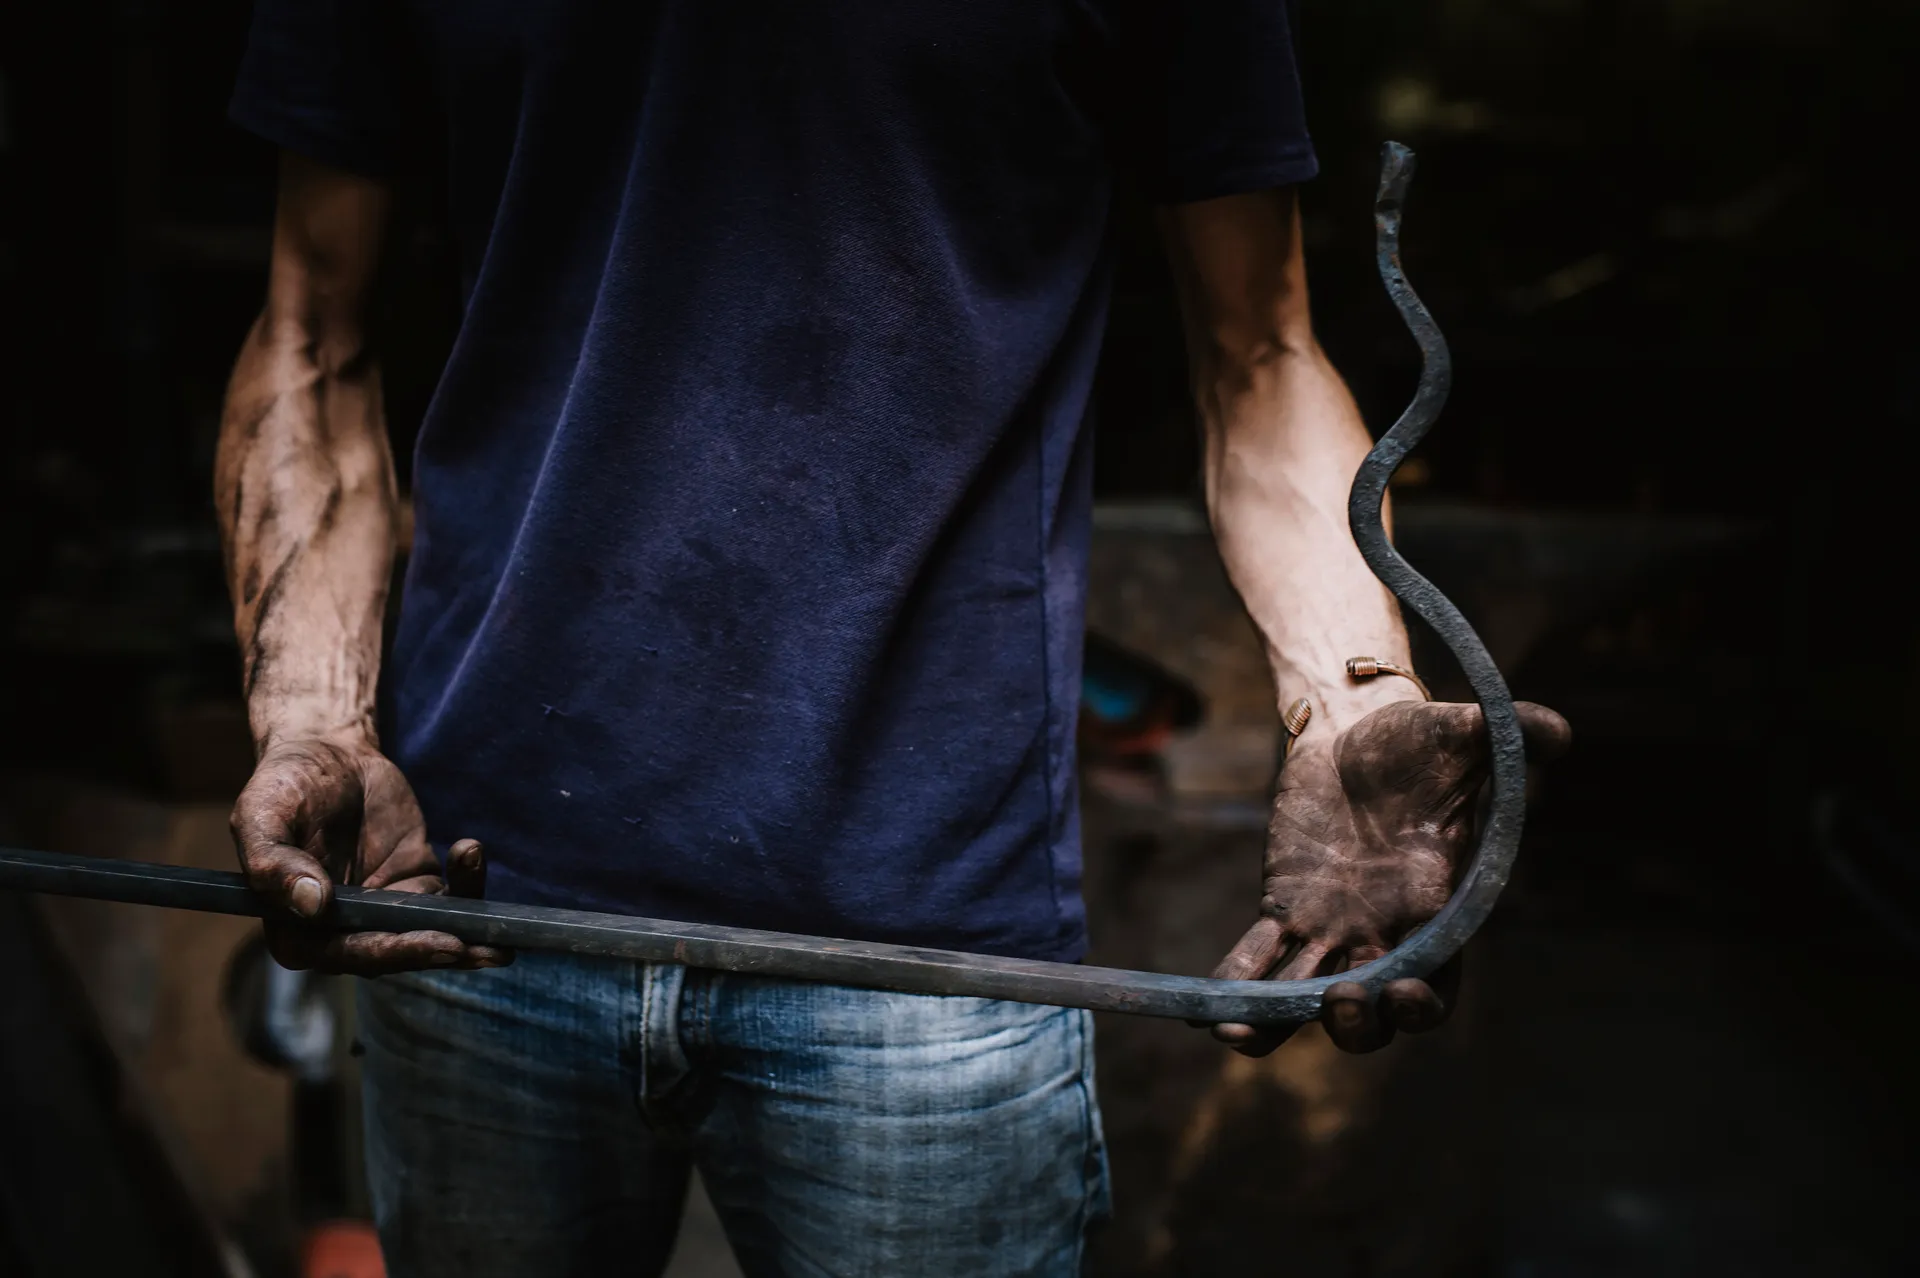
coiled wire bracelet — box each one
[1281,655,1433,758]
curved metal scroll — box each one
[1335,141,1528,990]
[0,142,1523,1027]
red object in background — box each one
[1078,632,1206,805]
[302,1221,386,1278]
[1078,631,1204,764]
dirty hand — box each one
[1208,699,1571,1057]
[229,731,511,975]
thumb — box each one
[230,788,334,920]
[444,838,489,899]
[1421,700,1573,765]
[1515,700,1573,763]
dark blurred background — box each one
[2,2,1917,1276]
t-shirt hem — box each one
[228,97,401,179]
[1150,148,1321,206]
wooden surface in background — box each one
[3,779,292,1242]
[1081,796,1493,1277]
[1081,517,1494,1275]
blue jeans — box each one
[357,953,1110,1276]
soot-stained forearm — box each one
[217,153,396,753]
[216,320,396,752]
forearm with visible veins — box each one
[1161,192,1413,738]
[1200,344,1412,733]
[216,320,396,752]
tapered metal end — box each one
[1377,141,1418,212]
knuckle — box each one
[330,940,384,976]
[235,833,279,867]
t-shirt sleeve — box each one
[1126,0,1319,205]
[228,0,414,177]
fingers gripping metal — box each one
[0,144,1525,1027]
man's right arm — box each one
[220,152,395,753]
[217,151,503,974]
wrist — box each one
[1288,679,1413,740]
[251,701,379,757]
[1277,652,1424,747]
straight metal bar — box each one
[0,845,1330,1023]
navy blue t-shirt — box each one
[232,1,1315,961]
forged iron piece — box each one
[0,142,1523,1027]
[1332,141,1527,996]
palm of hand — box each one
[1254,702,1477,974]
[1208,697,1569,1057]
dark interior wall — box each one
[0,0,457,790]
[1103,0,1913,507]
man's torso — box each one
[231,0,1313,958]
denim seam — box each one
[698,971,718,1052]
[636,962,656,1124]
[691,974,703,1050]
[1072,1008,1102,1264]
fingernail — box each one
[1333,1001,1364,1030]
[289,876,326,918]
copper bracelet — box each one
[1345,656,1432,701]
[1281,696,1313,758]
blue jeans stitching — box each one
[1074,1009,1108,1257]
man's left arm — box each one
[1159,188,1571,1056]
